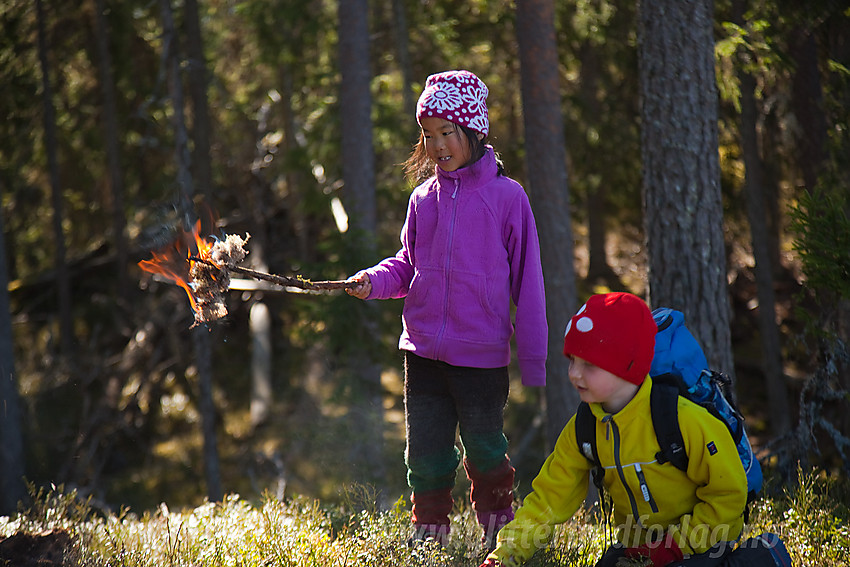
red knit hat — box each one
[416,70,490,137]
[563,292,657,385]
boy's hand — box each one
[345,272,371,299]
[624,533,683,567]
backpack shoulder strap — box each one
[575,402,604,490]
[649,376,689,472]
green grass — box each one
[2,469,848,566]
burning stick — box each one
[139,222,357,326]
[189,257,356,292]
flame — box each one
[138,219,219,314]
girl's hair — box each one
[402,123,505,186]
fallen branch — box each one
[189,257,357,292]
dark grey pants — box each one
[595,533,791,567]
[403,352,514,526]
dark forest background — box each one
[1,0,849,518]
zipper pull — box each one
[635,463,659,512]
[452,179,458,199]
[635,464,650,502]
[602,414,612,441]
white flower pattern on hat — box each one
[425,81,463,112]
[461,83,488,116]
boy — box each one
[480,292,791,567]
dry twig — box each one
[188,257,357,292]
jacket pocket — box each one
[402,268,440,336]
[445,269,509,343]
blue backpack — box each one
[575,307,763,517]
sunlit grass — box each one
[2,469,848,566]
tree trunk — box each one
[391,0,415,118]
[193,326,222,500]
[250,300,272,427]
[160,0,222,502]
[339,0,376,237]
[278,66,311,264]
[789,27,827,195]
[760,101,786,280]
[579,41,616,284]
[337,0,385,486]
[160,0,193,220]
[248,96,274,429]
[787,16,849,442]
[183,0,214,204]
[516,0,580,449]
[92,0,129,304]
[36,0,74,359]
[0,195,26,516]
[638,0,734,374]
[733,0,791,432]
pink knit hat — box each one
[416,70,489,137]
[563,292,657,385]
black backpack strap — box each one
[649,377,689,472]
[575,402,612,539]
[575,402,605,491]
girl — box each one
[346,70,547,550]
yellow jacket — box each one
[491,376,747,565]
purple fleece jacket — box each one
[364,147,548,386]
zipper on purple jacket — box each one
[435,178,460,358]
